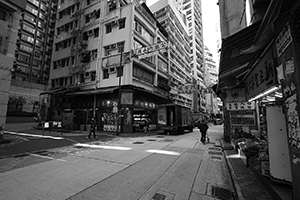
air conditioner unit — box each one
[110,43,117,49]
[89,11,95,18]
[92,51,97,60]
[56,60,62,65]
[84,72,90,78]
[87,30,94,36]
[108,67,116,74]
[111,20,118,27]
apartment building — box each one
[6,0,58,114]
[47,0,171,133]
[150,0,193,109]
[0,0,26,127]
[175,0,205,112]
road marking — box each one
[5,131,64,140]
[146,149,181,155]
[74,143,131,150]
[29,153,68,162]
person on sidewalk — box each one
[198,119,209,144]
[87,118,97,139]
[144,119,150,133]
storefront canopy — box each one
[217,20,263,92]
[66,86,119,96]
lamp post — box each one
[116,51,123,136]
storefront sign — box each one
[121,92,133,105]
[226,88,246,102]
[138,51,158,59]
[132,41,168,56]
[102,52,131,68]
[158,107,167,125]
[226,101,255,110]
[275,23,292,57]
[245,50,277,99]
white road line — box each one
[5,131,64,140]
[74,143,132,150]
[29,153,68,162]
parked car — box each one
[213,118,223,125]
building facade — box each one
[0,0,26,127]
[6,0,57,115]
[217,0,300,198]
[150,0,193,109]
[46,0,171,133]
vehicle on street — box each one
[157,104,194,134]
[213,118,223,125]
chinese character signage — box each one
[178,84,196,94]
[275,23,292,57]
[244,49,278,99]
[226,88,246,102]
[226,101,255,110]
[132,41,168,56]
[121,92,133,105]
[102,52,131,68]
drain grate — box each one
[209,147,221,151]
[208,151,222,155]
[147,139,157,141]
[211,186,234,200]
[211,156,222,160]
[132,141,144,144]
[152,193,166,200]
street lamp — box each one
[116,51,123,136]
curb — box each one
[220,138,244,200]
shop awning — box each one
[40,88,67,95]
[66,86,119,96]
[217,20,263,92]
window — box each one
[117,42,124,53]
[117,66,123,77]
[106,24,112,33]
[86,0,91,6]
[91,71,96,81]
[80,73,85,83]
[71,56,75,65]
[85,14,90,23]
[61,0,65,4]
[108,0,117,12]
[0,10,6,21]
[103,69,109,79]
[94,28,99,37]
[119,18,126,29]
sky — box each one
[146,0,221,61]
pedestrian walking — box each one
[198,119,209,144]
[144,119,150,133]
[87,118,97,139]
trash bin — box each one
[80,124,86,132]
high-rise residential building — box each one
[150,0,193,109]
[204,46,218,87]
[0,0,26,127]
[46,0,171,133]
[7,0,58,114]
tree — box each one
[8,96,27,112]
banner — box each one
[132,41,168,56]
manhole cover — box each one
[152,193,166,200]
[147,139,157,141]
[132,141,144,144]
[208,151,222,155]
[211,156,222,160]
[211,186,234,200]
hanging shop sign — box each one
[275,23,292,57]
[138,51,158,60]
[69,64,85,74]
[102,52,131,68]
[132,41,168,56]
[120,91,133,105]
[244,49,278,99]
[230,110,256,126]
[226,88,246,102]
[226,101,255,110]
